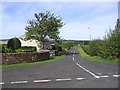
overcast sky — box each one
[1,0,119,40]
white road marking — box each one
[56,78,72,81]
[0,82,4,85]
[34,80,51,83]
[73,54,74,57]
[11,81,28,84]
[73,57,75,61]
[76,78,86,80]
[99,75,109,78]
[76,63,100,79]
[113,75,120,77]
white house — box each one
[19,39,50,52]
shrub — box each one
[81,45,90,55]
[2,44,12,53]
[80,19,119,60]
[89,40,103,56]
[7,38,21,51]
[16,46,37,52]
[57,46,62,51]
[51,45,57,50]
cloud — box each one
[1,0,119,2]
[60,10,117,40]
[1,2,118,40]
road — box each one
[2,48,119,88]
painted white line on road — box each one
[99,75,109,78]
[56,78,72,81]
[76,78,86,80]
[11,81,28,84]
[0,82,4,85]
[113,75,120,77]
[76,63,100,79]
[73,54,74,57]
[34,80,51,83]
[73,57,75,61]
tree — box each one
[24,11,64,49]
[88,19,120,60]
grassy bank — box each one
[1,55,65,69]
[75,46,119,64]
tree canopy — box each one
[24,11,64,43]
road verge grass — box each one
[1,55,65,69]
[75,46,119,64]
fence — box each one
[1,51,50,65]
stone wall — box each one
[1,51,50,65]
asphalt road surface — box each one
[2,48,119,88]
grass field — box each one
[75,46,119,64]
[1,55,65,69]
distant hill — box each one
[0,39,9,44]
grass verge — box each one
[75,46,119,64]
[1,55,65,70]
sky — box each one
[1,0,119,40]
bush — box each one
[2,44,12,53]
[57,46,62,51]
[81,19,119,60]
[7,38,21,51]
[16,46,37,52]
[89,40,103,56]
[59,42,73,50]
[51,45,57,50]
[51,45,62,51]
[81,45,90,55]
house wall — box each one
[20,39,50,51]
[19,39,42,52]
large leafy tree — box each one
[24,11,64,49]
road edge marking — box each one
[113,75,120,77]
[76,63,100,79]
[34,80,51,83]
[11,81,28,84]
[56,78,72,81]
[73,57,75,61]
[76,78,86,80]
[99,75,109,78]
[0,82,4,85]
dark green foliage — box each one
[59,41,74,50]
[89,40,103,56]
[24,11,64,49]
[16,46,37,52]
[85,19,120,60]
[81,45,90,55]
[51,45,57,50]
[1,44,12,53]
[51,45,62,51]
[57,46,62,51]
[7,38,21,51]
